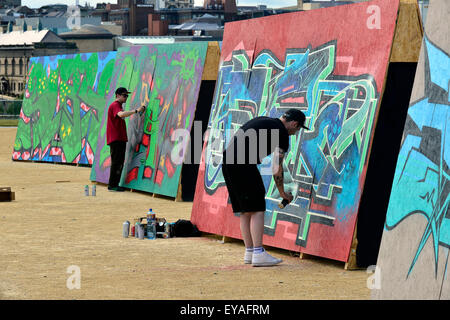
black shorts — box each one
[221,163,266,213]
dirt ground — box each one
[0,127,371,300]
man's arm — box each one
[272,147,292,202]
[117,105,145,118]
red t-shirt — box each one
[106,100,128,145]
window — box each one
[19,59,23,75]
[12,59,15,76]
[5,59,8,75]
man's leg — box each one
[240,212,254,248]
[249,211,264,248]
[223,164,255,264]
[240,212,254,264]
[243,211,266,265]
[249,211,283,267]
[108,141,126,189]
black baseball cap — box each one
[115,87,131,96]
[283,109,309,130]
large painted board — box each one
[12,52,116,164]
[373,0,449,299]
[90,43,208,197]
[191,0,399,262]
[89,46,137,182]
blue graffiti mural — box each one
[203,41,380,247]
[385,36,450,278]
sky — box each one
[22,0,298,9]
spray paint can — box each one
[91,184,96,196]
[278,198,289,209]
[138,224,145,240]
[122,221,130,238]
[84,185,89,196]
[135,222,140,238]
[131,225,135,237]
[164,222,171,238]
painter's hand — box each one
[280,191,293,204]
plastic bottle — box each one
[150,220,156,240]
[147,208,153,239]
[147,209,152,224]
[147,209,156,240]
[91,184,96,196]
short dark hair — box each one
[282,109,309,129]
[115,87,131,96]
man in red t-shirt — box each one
[106,87,145,192]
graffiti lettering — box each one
[203,41,379,247]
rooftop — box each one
[0,30,65,46]
[171,13,222,31]
[59,24,114,39]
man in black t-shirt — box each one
[221,109,309,267]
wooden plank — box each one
[191,0,400,263]
[299,252,312,260]
[390,0,423,62]
[201,41,221,81]
[175,174,183,202]
[221,235,240,244]
[345,224,360,270]
[374,0,450,299]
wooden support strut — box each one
[299,252,311,260]
[152,173,183,201]
[175,173,183,202]
[345,223,360,270]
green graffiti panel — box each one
[90,43,208,197]
[12,52,117,164]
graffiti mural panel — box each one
[90,43,208,197]
[191,0,400,262]
[89,46,139,182]
[374,0,449,300]
[12,52,116,164]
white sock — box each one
[253,246,264,254]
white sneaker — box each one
[244,251,253,264]
[252,251,283,267]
